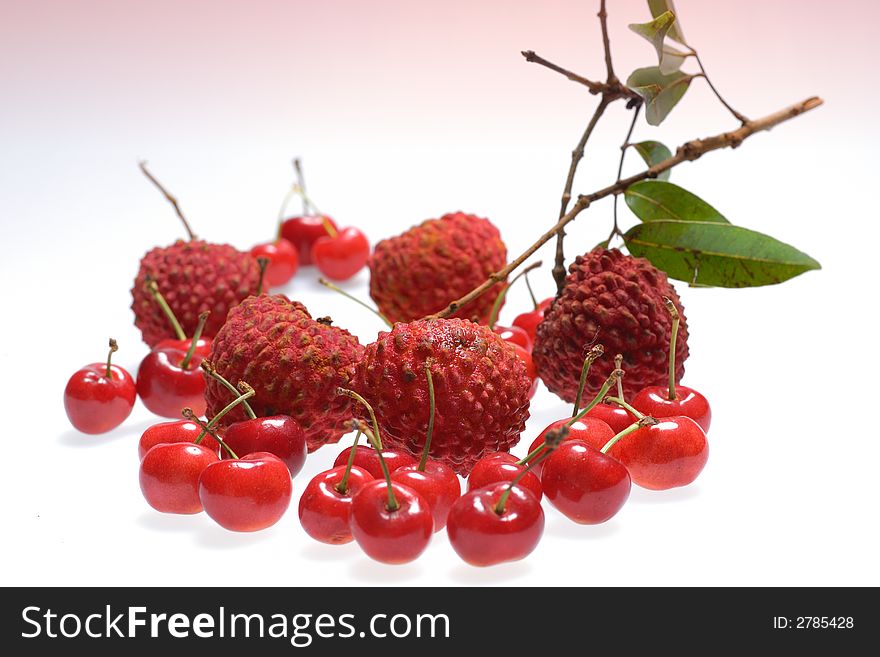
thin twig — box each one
[694,51,748,124]
[598,0,616,84]
[521,50,604,95]
[138,161,196,240]
[610,103,642,242]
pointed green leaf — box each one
[626,66,694,126]
[628,11,676,65]
[648,0,687,45]
[624,180,728,223]
[660,45,688,74]
[623,220,821,287]
[631,142,672,181]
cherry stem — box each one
[193,382,256,446]
[319,279,392,328]
[572,344,605,417]
[256,257,270,296]
[568,369,622,426]
[182,408,240,460]
[139,161,196,241]
[335,428,363,495]
[614,353,625,401]
[336,388,383,450]
[524,268,539,310]
[293,158,310,216]
[201,361,257,419]
[600,416,658,454]
[603,396,645,420]
[418,362,436,471]
[663,296,680,401]
[179,311,208,370]
[487,260,542,330]
[105,338,118,379]
[145,277,186,341]
[361,423,399,512]
[496,429,564,514]
[516,423,570,467]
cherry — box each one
[153,337,212,358]
[299,465,374,544]
[487,260,541,353]
[511,343,539,399]
[139,442,219,514]
[250,239,299,288]
[281,215,339,265]
[333,446,416,480]
[64,339,136,434]
[525,416,615,476]
[513,297,553,342]
[468,452,543,501]
[312,227,370,281]
[138,419,219,460]
[541,440,631,524]
[631,298,711,432]
[584,402,636,434]
[223,415,307,477]
[494,325,532,351]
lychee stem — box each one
[487,260,542,330]
[568,369,622,426]
[496,428,564,514]
[179,311,208,371]
[572,344,605,417]
[182,408,240,460]
[335,428,363,495]
[319,279,392,328]
[105,338,119,379]
[200,361,257,420]
[599,416,658,454]
[256,257,270,295]
[603,396,645,420]
[614,353,625,401]
[361,423,399,512]
[663,296,680,401]
[418,362,436,472]
[193,382,256,447]
[138,161,197,241]
[145,278,187,341]
[336,388,383,450]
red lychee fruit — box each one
[132,240,261,347]
[533,248,688,402]
[368,212,507,324]
[354,318,531,475]
[204,294,365,452]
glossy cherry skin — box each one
[250,239,299,287]
[584,402,638,435]
[512,298,553,342]
[526,417,615,476]
[153,337,212,358]
[136,348,206,418]
[494,325,533,352]
[511,343,539,399]
[333,445,417,480]
[467,452,542,501]
[446,482,544,567]
[139,442,220,514]
[222,415,307,477]
[349,480,433,564]
[298,465,374,544]
[280,215,338,265]
[605,416,709,490]
[632,386,712,433]
[198,452,293,531]
[311,227,370,281]
[541,440,631,524]
[391,460,461,532]
[64,363,136,434]
[138,420,219,460]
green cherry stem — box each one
[516,425,569,467]
[192,382,256,445]
[497,428,565,514]
[145,277,186,341]
[487,260,542,330]
[663,296,680,401]
[337,388,383,450]
[179,311,208,370]
[319,278,392,328]
[105,338,119,379]
[603,396,645,420]
[523,267,539,310]
[293,158,311,216]
[256,256,270,296]
[418,362,436,471]
[568,369,622,426]
[335,428,363,494]
[360,422,399,512]
[599,416,658,454]
[200,361,257,419]
[181,408,240,459]
[572,344,605,417]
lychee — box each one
[368,212,507,324]
[533,248,688,402]
[204,294,365,452]
[353,318,531,475]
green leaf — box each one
[628,11,676,64]
[659,45,688,74]
[631,142,672,181]
[626,67,694,126]
[624,180,728,223]
[648,0,687,45]
[623,220,821,287]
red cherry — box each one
[139,442,219,514]
[494,325,533,352]
[63,339,136,434]
[136,347,206,418]
[250,239,299,287]
[333,445,417,480]
[280,215,339,265]
[511,343,539,399]
[391,460,461,532]
[512,297,553,342]
[138,420,220,460]
[349,479,433,564]
[584,402,637,434]
[222,415,307,477]
[153,337,212,358]
[467,452,542,502]
[541,440,631,524]
[446,482,544,567]
[311,227,370,281]
[526,417,615,476]
[632,385,711,433]
[198,452,293,531]
[298,465,374,544]
[605,416,709,490]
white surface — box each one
[2,0,878,586]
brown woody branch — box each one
[426,96,823,320]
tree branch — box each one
[598,0,616,84]
[426,96,823,320]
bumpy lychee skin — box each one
[204,294,365,452]
[533,248,688,402]
[354,318,531,475]
[368,212,507,324]
[132,240,260,347]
